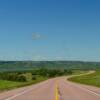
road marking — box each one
[67,71,100,97]
[5,81,49,100]
[68,81,100,97]
[77,86,100,97]
[5,88,35,100]
[55,81,59,100]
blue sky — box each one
[0,0,100,61]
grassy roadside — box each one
[68,70,100,87]
[72,70,88,75]
[0,76,47,91]
[0,70,90,91]
[0,68,73,92]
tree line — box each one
[0,68,72,82]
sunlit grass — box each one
[69,70,100,87]
[0,76,47,91]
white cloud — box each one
[32,33,42,40]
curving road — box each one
[0,77,100,100]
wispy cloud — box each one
[32,33,42,40]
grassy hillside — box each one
[69,70,100,87]
[0,76,47,91]
[0,61,100,90]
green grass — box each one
[0,76,47,91]
[0,80,23,91]
[69,70,100,87]
[72,70,88,75]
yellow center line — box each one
[55,81,59,100]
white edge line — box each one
[5,88,34,100]
[79,86,100,97]
[5,80,48,100]
[69,82,100,97]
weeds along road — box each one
[0,73,100,100]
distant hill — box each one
[0,61,100,72]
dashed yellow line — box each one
[55,81,59,100]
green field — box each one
[0,76,47,91]
[0,61,100,72]
[69,70,100,87]
[72,70,88,75]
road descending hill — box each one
[0,76,100,100]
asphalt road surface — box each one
[0,77,100,100]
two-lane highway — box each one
[0,79,55,100]
[0,77,100,100]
